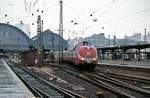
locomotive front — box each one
[77,46,97,65]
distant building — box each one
[68,32,145,49]
[126,33,141,45]
[115,38,136,46]
[84,33,107,48]
[67,37,83,49]
[145,33,150,43]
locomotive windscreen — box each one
[78,41,92,46]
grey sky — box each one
[0,0,150,39]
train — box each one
[54,41,97,70]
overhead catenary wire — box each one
[3,0,150,39]
[33,0,39,6]
[63,0,121,38]
[103,7,150,24]
[85,7,150,31]
[95,0,124,18]
[91,0,113,15]
[21,0,59,24]
[21,0,39,22]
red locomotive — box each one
[54,41,97,70]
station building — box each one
[84,33,107,48]
[0,23,31,51]
[31,29,68,52]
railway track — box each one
[97,72,150,84]
[58,67,134,98]
[5,59,85,98]
[85,72,150,98]
[50,63,150,98]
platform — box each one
[0,59,35,98]
[98,60,150,69]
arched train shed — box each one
[31,29,68,52]
[0,23,31,51]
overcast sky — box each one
[0,0,150,39]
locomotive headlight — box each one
[81,58,84,60]
[93,58,96,60]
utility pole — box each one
[51,32,54,62]
[124,35,127,46]
[144,28,147,43]
[123,35,127,62]
[108,35,110,46]
[0,6,2,23]
[51,32,54,53]
[37,15,43,67]
[59,0,63,63]
[144,28,147,59]
[113,35,116,46]
[41,20,43,45]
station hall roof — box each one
[0,23,31,51]
[0,23,30,42]
[97,44,150,51]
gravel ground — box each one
[30,65,118,98]
[95,65,150,78]
[95,63,150,90]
